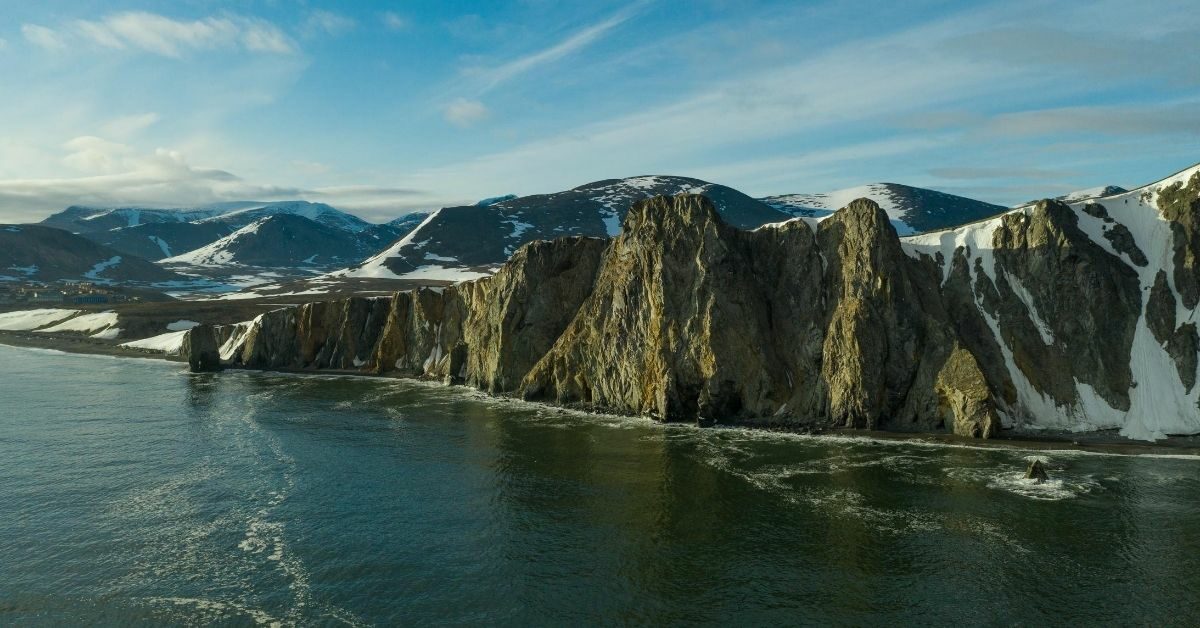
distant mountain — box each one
[330,175,791,281]
[0,225,184,283]
[760,183,1006,235]
[1057,185,1130,203]
[40,201,396,263]
[160,214,402,269]
[387,212,432,233]
[84,221,238,261]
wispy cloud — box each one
[21,12,296,57]
[99,112,161,138]
[982,103,1200,137]
[470,3,644,93]
[22,24,67,51]
[381,12,409,32]
[301,10,356,38]
[927,166,1077,181]
[442,98,490,128]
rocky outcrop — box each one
[236,297,393,370]
[211,194,1002,438]
[1025,459,1049,483]
[934,345,999,438]
[1147,271,1199,392]
[1158,172,1200,309]
[987,200,1142,412]
[201,168,1200,440]
[182,324,222,372]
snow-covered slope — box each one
[1058,185,1129,203]
[42,205,232,233]
[194,201,372,233]
[902,161,1200,440]
[762,183,1005,235]
[42,201,400,267]
[0,309,80,331]
[328,175,790,282]
[161,214,391,269]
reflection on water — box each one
[1,345,1199,625]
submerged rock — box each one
[1025,459,1049,484]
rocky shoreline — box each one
[3,332,1198,457]
[180,184,1200,442]
[7,174,1198,445]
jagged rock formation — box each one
[183,324,222,372]
[186,163,1200,441]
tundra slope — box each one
[194,163,1200,440]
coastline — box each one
[4,331,1198,457]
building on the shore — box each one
[31,290,66,303]
[69,293,112,305]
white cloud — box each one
[302,10,356,38]
[100,112,161,138]
[442,98,490,128]
[0,137,429,223]
[381,12,408,32]
[25,12,296,57]
[22,24,67,51]
[983,103,1200,137]
[0,37,8,50]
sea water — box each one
[2,344,1199,625]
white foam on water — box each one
[143,596,283,627]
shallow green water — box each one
[1,344,1199,626]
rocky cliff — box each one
[193,164,1200,440]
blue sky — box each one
[0,0,1197,223]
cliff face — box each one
[193,166,1200,440]
[518,196,992,436]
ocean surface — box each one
[2,344,1200,626]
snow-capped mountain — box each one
[760,183,1005,235]
[1056,185,1130,203]
[0,225,184,283]
[42,204,243,233]
[329,175,791,281]
[41,201,391,262]
[902,160,1200,440]
[193,201,374,233]
[160,214,402,269]
[387,212,432,233]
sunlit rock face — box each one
[199,165,1200,441]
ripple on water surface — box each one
[2,345,1200,625]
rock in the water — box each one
[183,324,222,373]
[1025,459,1049,483]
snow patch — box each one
[0,308,80,331]
[121,330,189,355]
[84,256,122,280]
[35,310,119,334]
[148,235,172,258]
